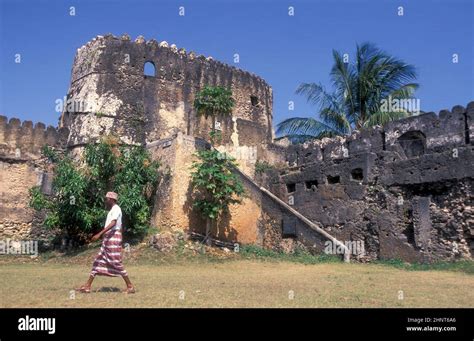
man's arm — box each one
[91,219,117,242]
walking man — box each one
[76,191,135,294]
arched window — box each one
[144,61,156,77]
[398,130,426,158]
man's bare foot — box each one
[122,286,135,294]
[75,285,91,293]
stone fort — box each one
[0,34,472,263]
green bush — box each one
[29,138,160,242]
[190,149,245,221]
[254,160,274,175]
[193,86,235,143]
[193,86,235,122]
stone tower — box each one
[58,34,283,244]
[60,34,274,161]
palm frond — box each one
[274,134,319,144]
[362,110,410,128]
[319,108,351,134]
[276,117,340,138]
[296,82,335,109]
[330,49,357,120]
[278,42,419,142]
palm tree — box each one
[277,42,419,141]
[194,86,235,144]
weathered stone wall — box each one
[146,131,329,253]
[0,116,67,245]
[52,34,309,250]
[148,132,262,244]
[272,103,474,262]
[59,34,273,165]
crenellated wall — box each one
[270,103,474,262]
[0,116,67,246]
[0,116,68,160]
[59,33,273,171]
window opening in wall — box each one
[327,175,340,184]
[305,180,318,190]
[282,216,297,238]
[250,95,259,106]
[464,111,470,144]
[351,168,364,181]
[403,208,416,246]
[286,183,296,193]
[144,61,156,77]
[398,130,426,158]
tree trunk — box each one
[205,218,212,246]
[211,116,216,138]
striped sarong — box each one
[90,229,128,277]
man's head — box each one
[105,191,118,208]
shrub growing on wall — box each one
[29,136,160,243]
[190,148,245,243]
[193,85,235,140]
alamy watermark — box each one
[0,239,38,257]
[380,96,420,115]
[324,240,365,256]
[55,96,93,113]
[18,315,55,335]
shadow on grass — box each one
[95,287,122,293]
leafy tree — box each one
[277,42,419,141]
[29,137,160,243]
[192,86,243,243]
[190,148,245,243]
[194,86,235,143]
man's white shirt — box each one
[105,204,122,231]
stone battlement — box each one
[72,33,268,84]
[282,102,474,168]
[60,34,273,151]
[274,102,474,263]
[0,116,68,161]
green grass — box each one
[1,244,473,308]
[239,244,342,264]
[373,258,474,274]
[1,260,473,308]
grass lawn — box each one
[0,245,473,308]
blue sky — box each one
[0,0,473,129]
